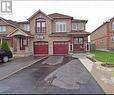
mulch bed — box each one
[86,57,96,62]
[101,64,114,67]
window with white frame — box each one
[0,26,6,32]
[112,21,114,30]
[56,22,66,32]
[112,36,114,42]
[78,23,85,30]
[23,24,30,31]
[72,23,77,30]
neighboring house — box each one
[0,10,90,56]
[0,18,33,56]
[90,17,114,50]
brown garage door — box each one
[34,41,48,55]
[53,41,68,55]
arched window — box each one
[112,21,114,30]
[36,18,46,33]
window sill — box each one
[55,31,66,33]
[0,32,8,35]
[36,32,46,34]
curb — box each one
[79,57,106,94]
[0,56,48,81]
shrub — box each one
[1,40,10,51]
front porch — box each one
[7,28,33,57]
[68,31,90,53]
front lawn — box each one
[90,50,114,64]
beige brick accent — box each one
[53,19,71,33]
[29,12,71,55]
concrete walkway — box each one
[71,52,91,58]
[79,57,94,72]
[0,56,47,80]
[79,57,114,94]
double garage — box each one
[33,41,69,55]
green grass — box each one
[90,50,114,64]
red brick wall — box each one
[90,23,108,49]
[107,18,114,49]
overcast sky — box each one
[1,1,114,33]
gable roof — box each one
[18,21,29,24]
[91,17,114,34]
[0,17,19,28]
[7,28,32,37]
[91,21,109,34]
[28,9,53,20]
[48,13,73,19]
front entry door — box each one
[73,44,84,51]
[73,37,84,52]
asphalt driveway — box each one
[0,56,104,94]
[0,56,45,80]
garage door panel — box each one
[34,41,48,55]
[53,41,68,55]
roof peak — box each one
[48,13,73,19]
[28,9,53,20]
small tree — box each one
[1,40,10,51]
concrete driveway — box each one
[0,56,104,94]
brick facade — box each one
[0,10,90,56]
[90,17,114,50]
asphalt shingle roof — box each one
[48,13,73,19]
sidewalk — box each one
[79,57,114,94]
[0,56,47,80]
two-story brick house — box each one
[0,10,90,56]
[90,17,114,50]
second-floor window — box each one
[72,23,77,30]
[23,24,30,31]
[36,18,46,33]
[112,36,114,42]
[56,22,66,32]
[78,23,85,30]
[112,21,114,30]
[0,26,6,32]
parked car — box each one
[0,48,13,63]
